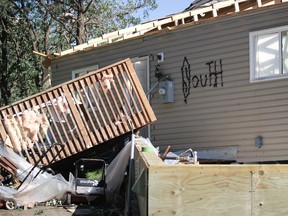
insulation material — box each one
[4,136,13,149]
[40,113,50,137]
[10,117,23,146]
[3,115,22,152]
[1,96,73,153]
[53,95,70,122]
[19,126,32,152]
[2,110,51,152]
[21,110,41,147]
[101,73,114,93]
[56,95,70,114]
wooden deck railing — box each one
[0,59,156,166]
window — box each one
[72,65,99,79]
[72,65,99,109]
[249,26,288,82]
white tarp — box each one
[105,139,131,204]
[0,144,74,207]
[0,173,74,207]
[0,136,154,207]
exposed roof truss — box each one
[50,0,288,58]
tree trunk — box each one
[76,0,85,45]
[0,17,10,106]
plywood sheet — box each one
[148,165,288,216]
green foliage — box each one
[0,0,158,106]
[85,169,103,180]
[41,0,158,46]
[0,0,43,105]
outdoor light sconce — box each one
[157,52,164,63]
[255,136,263,149]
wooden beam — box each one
[32,50,47,58]
[234,0,240,12]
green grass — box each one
[85,169,103,180]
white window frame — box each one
[72,65,99,109]
[132,56,150,139]
[72,65,99,79]
[249,25,288,82]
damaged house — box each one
[49,0,288,163]
[1,0,288,214]
[44,0,288,214]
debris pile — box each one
[0,59,156,211]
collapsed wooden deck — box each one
[0,156,19,183]
[0,59,156,167]
[134,139,288,216]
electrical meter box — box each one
[159,80,174,103]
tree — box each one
[39,0,157,47]
[0,1,49,105]
[0,1,10,106]
[0,0,157,106]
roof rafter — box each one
[52,0,288,58]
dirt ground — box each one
[0,205,73,216]
[0,197,142,216]
[0,204,126,216]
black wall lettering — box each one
[181,57,224,103]
[200,74,208,87]
[206,59,223,87]
[181,57,191,104]
[192,75,199,88]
